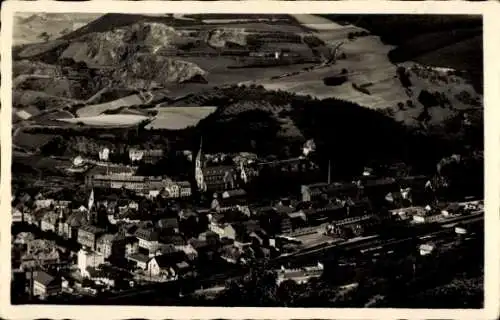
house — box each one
[96,233,126,259]
[125,236,140,256]
[147,251,188,278]
[134,228,160,253]
[222,189,247,199]
[77,249,105,277]
[156,217,179,233]
[287,211,308,229]
[303,203,346,224]
[62,211,89,240]
[86,174,171,193]
[13,232,35,245]
[32,249,61,269]
[276,264,324,285]
[27,209,48,228]
[77,225,106,250]
[12,208,23,224]
[301,182,358,202]
[249,229,269,247]
[27,239,57,255]
[54,200,72,210]
[34,199,55,209]
[127,253,150,270]
[209,222,236,240]
[178,243,198,261]
[160,234,187,249]
[41,212,59,233]
[153,243,178,257]
[198,231,220,245]
[33,271,61,298]
[219,245,243,264]
[21,247,60,271]
[419,243,435,256]
[177,181,192,198]
[85,267,116,288]
[164,182,181,198]
[128,148,164,164]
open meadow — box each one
[57,114,150,127]
[145,106,217,130]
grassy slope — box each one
[321,14,483,91]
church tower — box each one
[195,138,207,192]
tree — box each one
[38,32,50,42]
[418,90,439,108]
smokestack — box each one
[327,160,331,185]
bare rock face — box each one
[60,22,188,66]
[56,22,208,87]
[112,55,208,89]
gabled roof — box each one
[33,271,57,286]
[160,234,186,245]
[128,253,150,264]
[98,233,123,243]
[152,251,187,268]
[134,228,159,242]
[79,225,105,235]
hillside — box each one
[13,13,103,45]
[321,14,483,92]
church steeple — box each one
[195,137,206,192]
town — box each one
[9,12,484,308]
[11,136,484,304]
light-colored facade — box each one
[77,249,105,278]
[208,222,236,240]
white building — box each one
[77,249,105,278]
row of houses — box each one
[85,174,191,198]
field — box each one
[14,132,56,151]
[76,94,145,117]
[145,106,217,130]
[57,114,149,127]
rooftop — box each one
[79,225,106,235]
[33,271,57,286]
[153,251,187,268]
[128,253,150,264]
[134,228,159,242]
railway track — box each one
[278,211,483,261]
